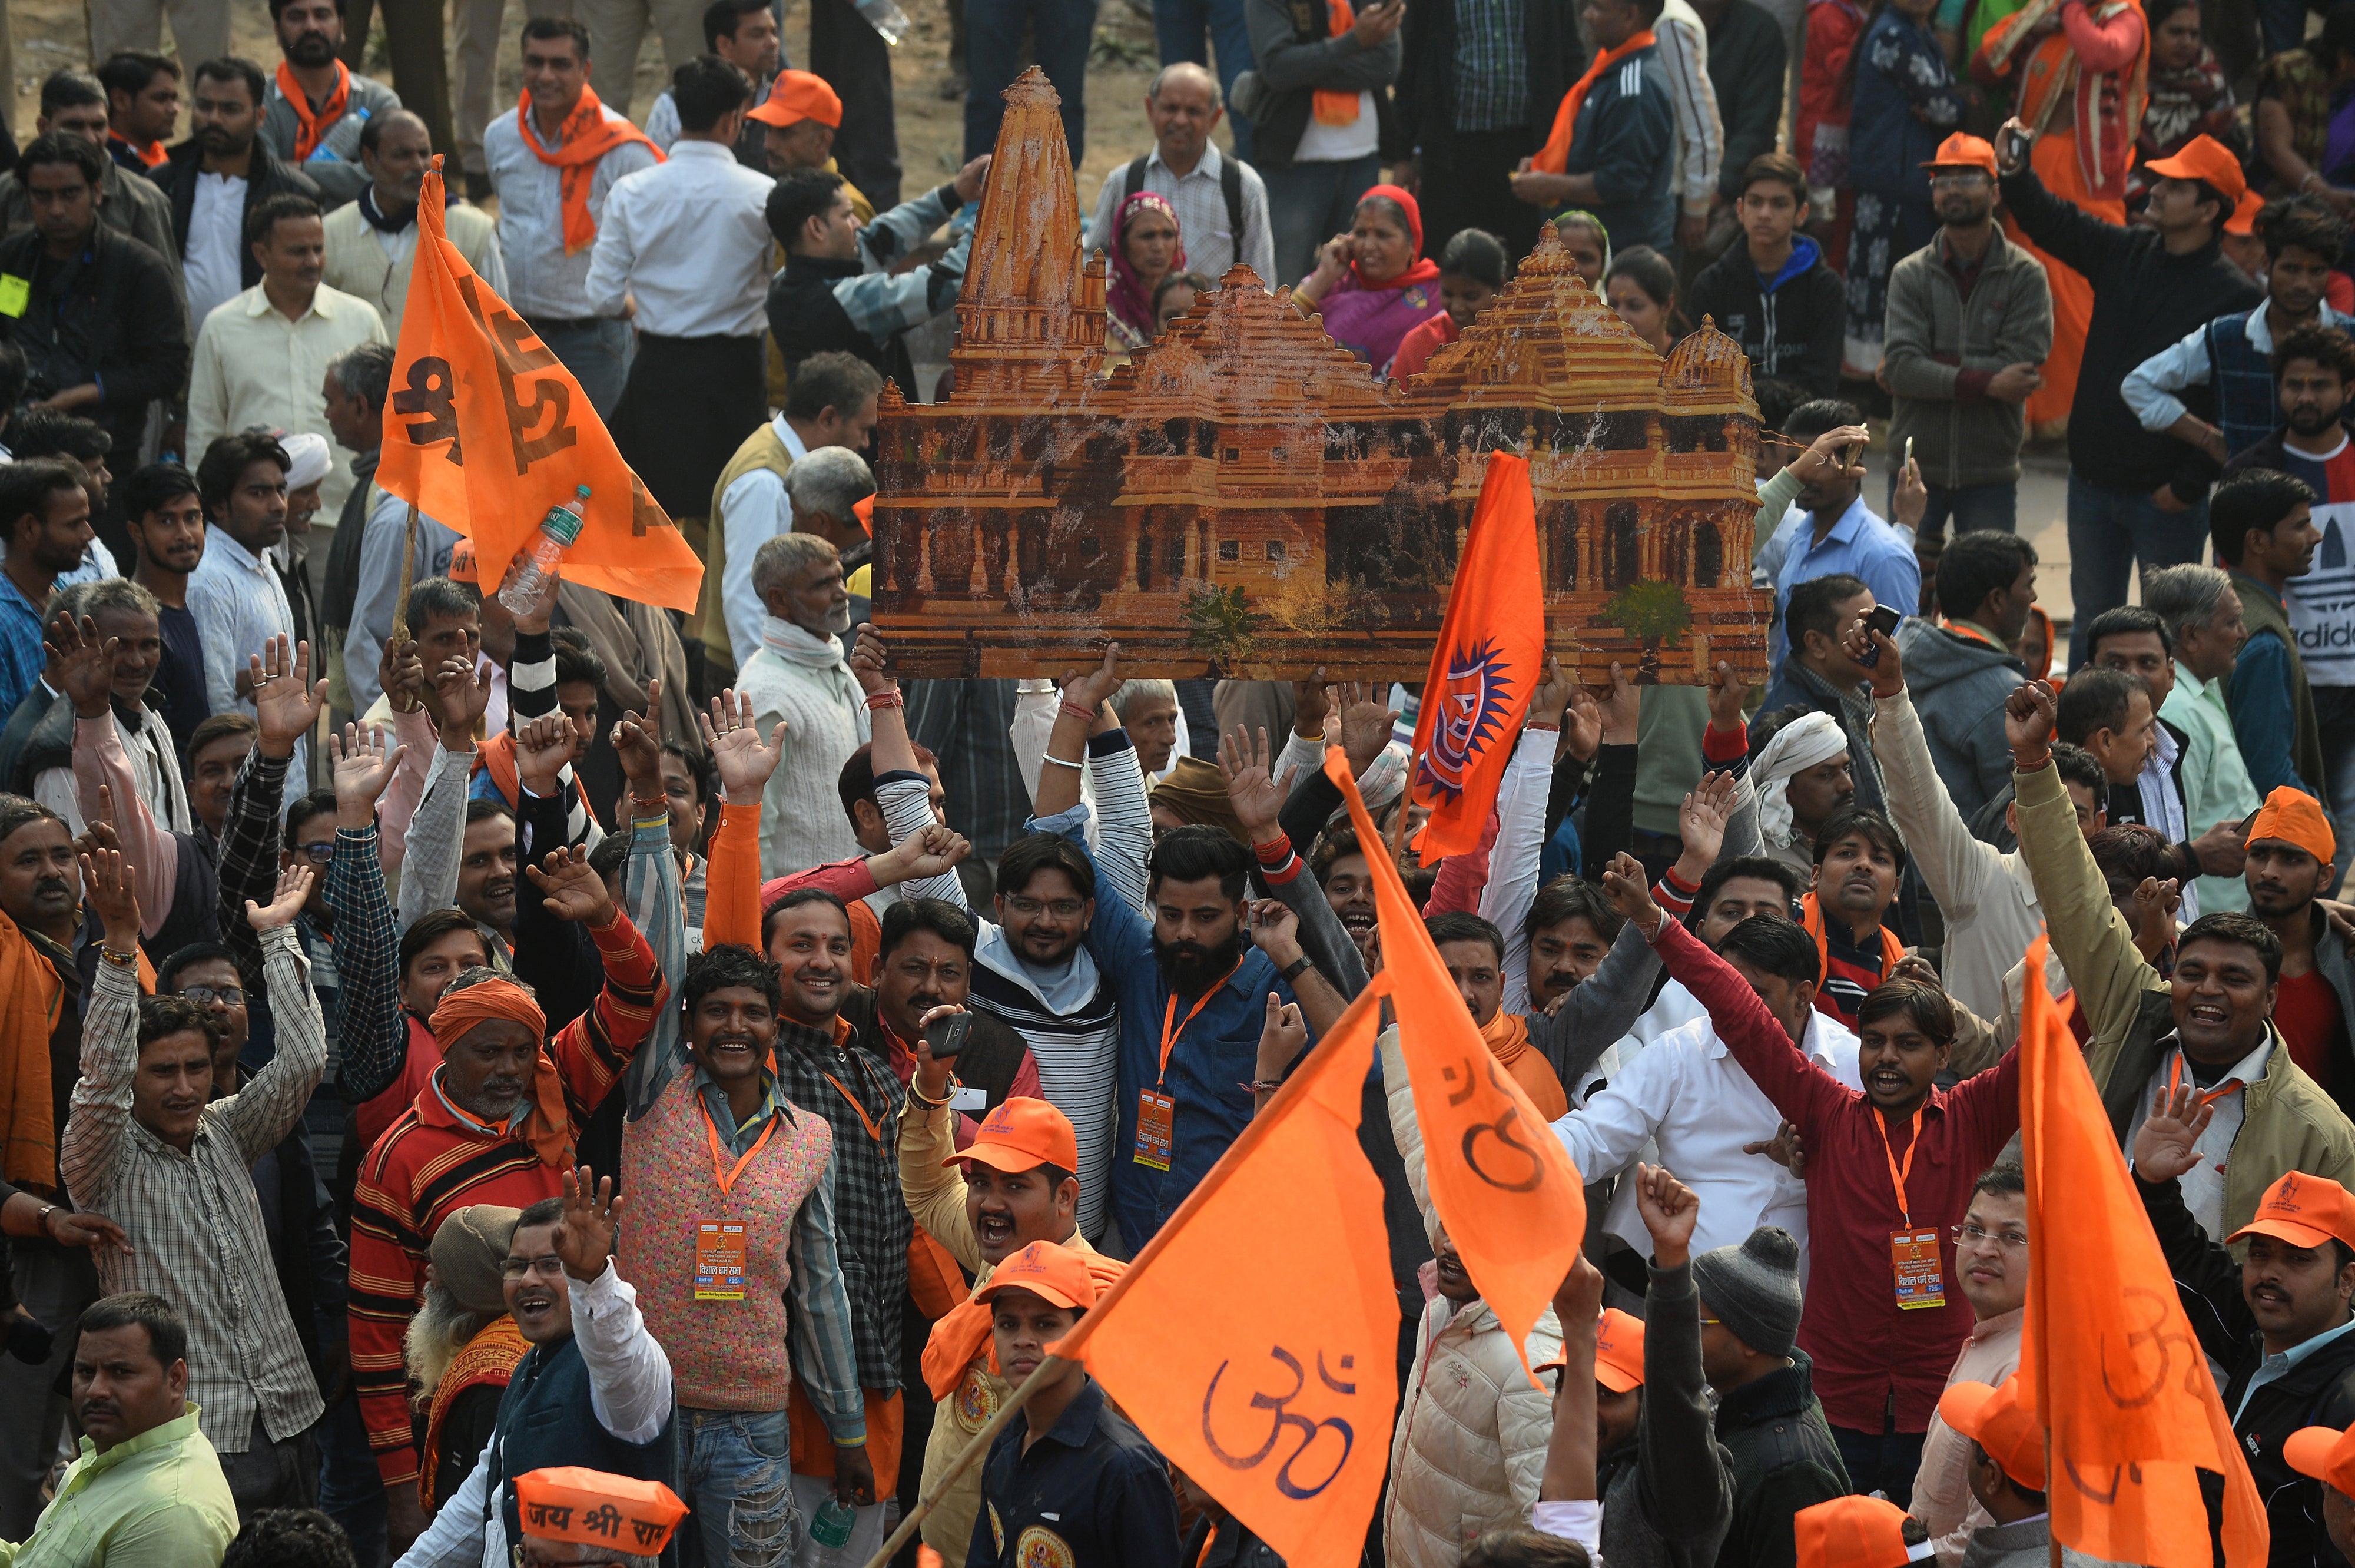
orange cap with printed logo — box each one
[1920,133,1998,175]
[2227,1169,2355,1252]
[447,536,477,584]
[951,1095,1080,1177]
[972,1240,1098,1310]
[1538,1309,1646,1391]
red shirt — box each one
[2274,967,2347,1089]
[1650,918,2022,1433]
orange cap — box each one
[2225,186,2266,236]
[748,69,843,130]
[2286,1423,2355,1497]
[1534,1308,1646,1391]
[1936,1375,2045,1491]
[1920,132,1998,175]
[1795,1497,1934,1568]
[2227,1169,2355,1253]
[512,1468,688,1553]
[2247,784,2337,868]
[447,536,478,584]
[972,1240,1099,1310]
[951,1096,1080,1178]
[2142,133,2248,207]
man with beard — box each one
[31,589,190,846]
[157,58,321,353]
[121,463,210,756]
[1765,399,1920,675]
[2240,787,2355,1119]
[0,71,179,284]
[387,1175,676,1568]
[739,532,868,880]
[260,0,403,210]
[0,460,93,716]
[403,1205,527,1514]
[1882,134,2052,542]
[1747,711,1857,886]
[321,111,505,329]
[99,52,181,178]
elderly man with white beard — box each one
[736,531,870,880]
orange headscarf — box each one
[514,85,662,253]
[429,979,575,1169]
[276,59,351,163]
[1532,29,1659,174]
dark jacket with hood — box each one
[154,135,322,290]
[2140,1168,2355,1568]
[1596,1260,1733,1568]
[1895,616,2025,826]
[1713,1348,1849,1568]
[1687,234,1846,400]
[1243,0,1404,168]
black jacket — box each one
[2141,1170,2355,1568]
[1713,1350,1850,1568]
[1687,237,1845,400]
[1707,1,1788,201]
[1393,0,1583,156]
[1998,165,2261,500]
[0,223,188,462]
[1596,1261,1735,1568]
[154,137,321,290]
[1243,0,1404,168]
[767,253,930,400]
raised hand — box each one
[79,843,140,949]
[1743,1118,1807,1178]
[1789,424,1871,486]
[1291,667,1334,741]
[1597,850,1664,937]
[1892,455,1928,532]
[250,636,328,755]
[1061,642,1126,717]
[613,680,665,798]
[432,655,493,745]
[383,637,430,721]
[2131,876,2182,962]
[1599,662,1641,747]
[1553,1250,1607,1324]
[330,723,406,823]
[849,623,894,698]
[1253,990,1307,1095]
[2005,680,2058,765]
[1842,609,1903,698]
[699,691,787,805]
[513,712,582,799]
[1527,655,1575,735]
[1218,725,1287,843]
[899,823,971,881]
[554,1166,622,1282]
[2132,1083,2213,1184]
[1244,897,1303,966]
[1633,1162,1700,1269]
[246,861,315,932]
[1678,771,1736,866]
[1336,681,1401,777]
[527,844,617,928]
[1563,687,1604,764]
[45,613,115,719]
[1706,659,1747,736]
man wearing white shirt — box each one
[702,352,881,682]
[735,532,868,880]
[185,430,309,799]
[643,0,781,169]
[321,109,506,329]
[1082,65,1276,286]
[588,56,774,566]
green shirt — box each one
[0,1404,236,1568]
[2162,668,2264,916]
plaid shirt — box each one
[1451,0,1530,132]
[59,926,329,1451]
[327,821,407,1109]
[770,1002,911,1391]
[214,747,287,997]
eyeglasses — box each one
[1951,1223,2029,1251]
[288,843,335,865]
[179,985,245,1007]
[499,1255,566,1279]
[1004,896,1086,919]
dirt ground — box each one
[3,0,1219,208]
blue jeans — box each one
[315,1390,386,1567]
[1152,0,1256,160]
[1261,153,1382,287]
[1920,479,2017,537]
[2064,470,2212,668]
[532,316,631,421]
[681,1407,802,1568]
[964,0,1099,163]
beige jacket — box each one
[320,197,504,331]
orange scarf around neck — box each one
[1532,30,1658,174]
[515,85,662,253]
[0,913,64,1189]
[1800,893,1906,994]
[1316,0,1364,124]
[922,1249,1125,1399]
[277,59,351,163]
[1479,1010,1570,1120]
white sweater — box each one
[738,619,870,880]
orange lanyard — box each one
[1157,964,1242,1090]
[821,1071,887,1145]
[2168,1052,2245,1112]
[698,1096,782,1196]
[1878,1108,1923,1227]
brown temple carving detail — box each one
[872,66,1776,685]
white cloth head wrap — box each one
[1752,711,1847,847]
[279,432,332,490]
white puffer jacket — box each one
[1377,1026,1564,1568]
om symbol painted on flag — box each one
[457,275,579,476]
[1415,638,1518,804]
[1202,1345,1358,1500]
[1442,1054,1547,1194]
[391,357,463,465]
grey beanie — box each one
[430,1204,522,1317]
[1690,1225,1804,1358]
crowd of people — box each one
[16,0,2355,1566]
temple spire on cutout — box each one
[953,66,1103,401]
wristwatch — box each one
[1279,954,1315,983]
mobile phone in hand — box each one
[1867,604,1903,640]
[1999,126,2031,169]
[924,1013,970,1061]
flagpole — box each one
[858,1354,1069,1568]
[389,503,419,713]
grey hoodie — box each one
[1896,618,2024,825]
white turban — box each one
[1752,711,1847,847]
[279,432,333,490]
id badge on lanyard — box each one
[1879,1107,1946,1310]
[1137,970,1236,1169]
[695,1222,748,1300]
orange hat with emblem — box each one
[2247,784,2337,868]
[972,1240,1099,1310]
[748,69,843,130]
[1795,1497,1934,1568]
[951,1096,1080,1177]
[2142,134,2248,206]
[1537,1308,1646,1392]
[1936,1375,2045,1491]
[1919,133,1998,175]
[2286,1422,2355,1497]
[2228,1169,2355,1252]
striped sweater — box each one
[346,909,666,1487]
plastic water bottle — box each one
[853,0,911,44]
[497,485,589,617]
[806,1497,858,1567]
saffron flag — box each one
[376,159,704,614]
[1053,988,1398,1568]
[2015,935,2267,1568]
[1407,451,1547,866]
[1325,743,1584,1380]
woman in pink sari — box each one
[1290,183,1447,372]
[1105,191,1184,356]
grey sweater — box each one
[1597,1261,1735,1568]
[1956,1514,2122,1568]
[1881,225,2054,489]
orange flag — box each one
[1325,743,1584,1380]
[376,158,704,614]
[1053,987,1398,1568]
[2015,934,2267,1567]
[1408,452,1547,866]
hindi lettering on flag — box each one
[376,158,703,614]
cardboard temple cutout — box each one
[870,67,1776,685]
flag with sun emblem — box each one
[1407,452,1546,866]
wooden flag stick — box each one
[859,1355,1069,1568]
[388,503,420,714]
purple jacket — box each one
[1305,269,1448,374]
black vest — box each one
[487,1331,680,1564]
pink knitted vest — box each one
[619,1075,833,1411]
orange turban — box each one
[513,1468,687,1554]
[748,69,843,130]
[428,979,573,1169]
[2248,785,2336,868]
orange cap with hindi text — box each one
[2142,133,2248,205]
[2247,784,2337,868]
[1936,1374,2045,1491]
[972,1240,1099,1310]
[2286,1422,2355,1497]
[2227,1170,2355,1253]
[748,69,843,130]
[951,1096,1079,1177]
[513,1468,688,1554]
[1794,1497,1934,1568]
[447,536,478,584]
[1920,133,1998,175]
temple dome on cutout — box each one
[871,67,1776,684]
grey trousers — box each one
[86,0,231,77]
[0,1246,99,1540]
[575,0,708,121]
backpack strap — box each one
[1123,155,1150,200]
[1221,157,1246,254]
